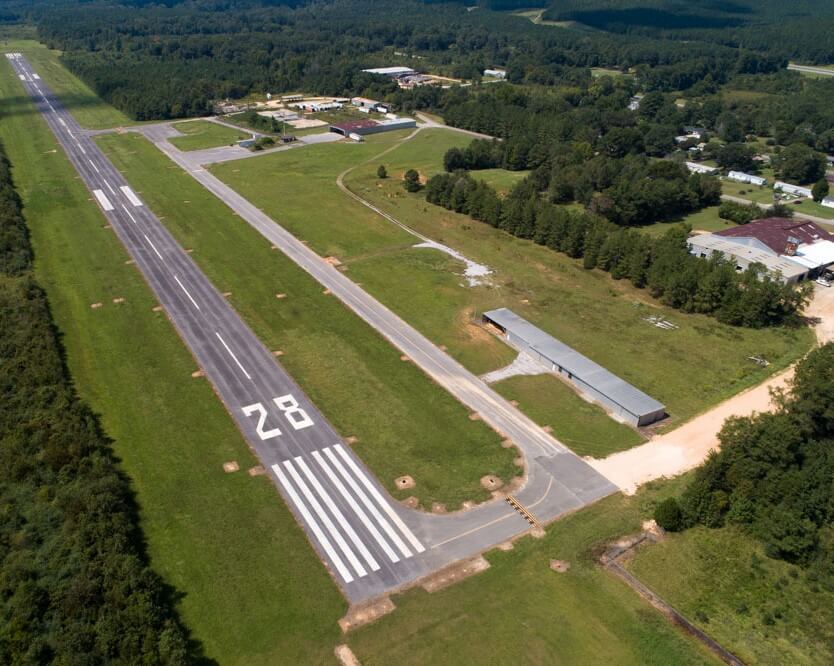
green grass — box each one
[0,50,346,665]
[98,131,517,509]
[472,167,530,193]
[722,179,776,204]
[792,198,834,219]
[640,206,737,237]
[169,120,250,151]
[212,128,814,442]
[0,39,135,129]
[591,67,624,77]
[492,374,644,457]
[347,476,719,665]
[628,526,834,665]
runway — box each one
[8,51,618,604]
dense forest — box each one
[0,147,194,662]
[657,343,834,567]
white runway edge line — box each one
[120,185,143,207]
[313,450,401,563]
[214,331,252,380]
[271,463,355,584]
[320,446,412,559]
[174,275,201,311]
[294,456,380,572]
[142,233,164,261]
[92,189,114,212]
[334,444,425,554]
[284,459,368,578]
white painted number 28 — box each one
[242,394,314,440]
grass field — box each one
[212,128,814,444]
[640,206,737,237]
[0,46,347,665]
[628,526,834,664]
[169,119,249,151]
[472,167,530,193]
[492,374,644,457]
[722,179,776,204]
[98,131,517,509]
[792,198,834,219]
[1,38,136,129]
[347,476,719,665]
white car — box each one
[816,276,831,287]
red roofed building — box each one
[715,218,833,255]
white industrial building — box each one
[727,171,767,186]
[362,66,416,78]
[483,309,666,427]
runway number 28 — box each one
[242,394,314,440]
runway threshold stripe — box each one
[92,189,114,211]
[33,73,40,80]
[174,276,201,311]
[323,446,413,559]
[214,331,252,380]
[271,463,354,584]
[143,233,164,261]
[295,456,380,572]
[18,74,24,81]
[334,444,425,554]
[284,460,368,578]
[313,450,400,563]
[120,185,143,207]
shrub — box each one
[655,497,684,531]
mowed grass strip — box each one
[342,129,814,430]
[1,39,135,129]
[170,119,250,151]
[97,131,517,508]
[347,477,719,665]
[628,526,834,665]
[0,54,346,664]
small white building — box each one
[351,96,380,110]
[775,181,813,198]
[822,197,834,209]
[727,171,767,186]
[483,68,507,79]
[362,66,416,78]
[685,161,718,175]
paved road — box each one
[788,63,834,77]
[10,51,618,604]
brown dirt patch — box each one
[272,350,284,356]
[345,436,359,445]
[112,297,125,304]
[339,597,396,633]
[324,256,342,267]
[334,644,361,666]
[90,302,103,309]
[323,289,332,295]
[468,412,481,421]
[542,425,553,433]
[395,475,415,490]
[431,502,447,514]
[276,293,287,299]
[223,291,232,297]
[248,465,266,477]
[222,461,239,473]
[400,354,410,362]
[550,559,570,573]
[480,475,503,491]
[152,305,163,312]
[402,496,419,509]
[497,541,514,551]
[501,439,514,449]
[125,259,135,265]
[421,556,490,593]
[191,370,205,378]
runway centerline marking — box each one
[295,456,380,572]
[322,446,412,558]
[313,450,400,563]
[103,179,116,195]
[284,459,367,578]
[142,233,164,261]
[174,275,201,311]
[121,204,137,225]
[334,444,425,553]
[88,159,99,174]
[271,463,354,583]
[214,331,252,380]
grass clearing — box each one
[792,198,834,219]
[628,526,834,664]
[347,475,719,665]
[0,39,136,129]
[0,51,346,665]
[640,206,737,237]
[212,127,813,442]
[98,131,517,508]
[170,119,250,151]
[492,374,644,457]
[722,179,776,204]
[472,167,530,193]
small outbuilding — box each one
[482,308,666,427]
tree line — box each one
[0,145,195,663]
[657,342,834,567]
[425,170,810,328]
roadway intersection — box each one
[8,52,618,604]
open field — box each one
[722,179,776,204]
[472,167,530,193]
[98,131,517,508]
[493,374,644,457]
[212,128,813,440]
[347,476,719,665]
[0,52,346,664]
[0,39,136,129]
[170,119,249,151]
[640,206,737,237]
[792,198,834,220]
[628,526,834,664]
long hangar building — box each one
[483,308,666,427]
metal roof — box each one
[715,217,833,254]
[362,66,415,76]
[330,120,379,132]
[687,234,808,279]
[483,308,665,418]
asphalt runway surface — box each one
[9,52,619,604]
